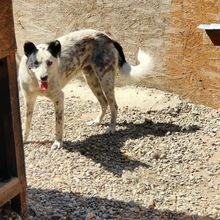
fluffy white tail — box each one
[120,49,154,80]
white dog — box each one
[19,29,154,149]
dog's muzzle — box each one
[39,75,48,91]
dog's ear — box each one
[47,40,61,58]
[24,41,37,58]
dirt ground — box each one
[63,81,182,112]
[6,79,218,219]
[1,76,219,219]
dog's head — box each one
[24,40,61,90]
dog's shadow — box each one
[61,120,200,176]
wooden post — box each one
[0,0,27,214]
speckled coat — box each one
[19,29,154,149]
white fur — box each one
[121,48,154,80]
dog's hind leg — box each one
[23,92,37,141]
[95,68,118,134]
[83,66,108,126]
[50,91,64,150]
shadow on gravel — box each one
[64,120,200,176]
[13,188,216,219]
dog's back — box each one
[56,29,118,88]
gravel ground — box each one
[2,81,220,220]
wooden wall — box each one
[166,0,220,108]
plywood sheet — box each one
[165,0,220,108]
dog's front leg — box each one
[23,93,37,142]
[50,91,64,150]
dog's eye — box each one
[47,61,53,66]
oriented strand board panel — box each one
[166,0,220,108]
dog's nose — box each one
[40,75,48,81]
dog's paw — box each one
[86,119,100,126]
[51,140,63,150]
[106,126,115,134]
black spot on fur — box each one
[115,103,118,110]
[92,81,100,88]
[105,65,114,73]
[97,91,102,96]
[26,52,39,70]
[113,41,126,67]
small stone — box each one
[103,213,110,218]
[128,200,136,207]
[51,214,63,220]
[85,212,95,220]
[152,152,161,160]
